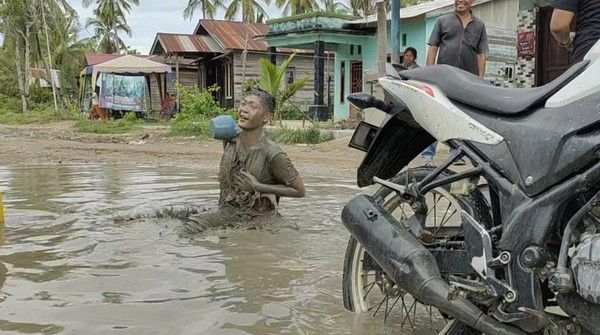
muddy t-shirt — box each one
[554,0,600,63]
[428,13,489,75]
[218,134,299,219]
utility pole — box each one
[376,0,388,76]
[391,0,401,64]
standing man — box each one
[420,0,489,166]
[551,0,600,64]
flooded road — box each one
[0,165,437,335]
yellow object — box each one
[0,191,4,227]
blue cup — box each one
[210,115,238,140]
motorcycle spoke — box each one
[385,294,402,323]
[433,208,458,237]
[400,296,418,329]
[426,193,443,217]
[372,295,389,317]
[363,282,377,300]
[437,202,453,229]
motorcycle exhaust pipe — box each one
[341,194,526,335]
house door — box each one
[536,6,572,86]
[350,61,363,93]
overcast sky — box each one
[67,0,283,54]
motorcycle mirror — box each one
[347,93,377,110]
[348,93,393,113]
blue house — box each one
[264,0,519,121]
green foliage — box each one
[0,95,81,124]
[258,54,309,122]
[74,112,142,134]
[170,85,235,137]
[280,106,304,120]
[29,86,54,104]
[242,78,260,92]
[269,126,334,144]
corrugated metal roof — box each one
[154,33,224,54]
[197,20,269,51]
[85,53,124,66]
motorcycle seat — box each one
[398,60,589,116]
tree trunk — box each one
[14,42,28,113]
[40,0,60,112]
[25,24,31,109]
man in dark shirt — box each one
[421,0,489,165]
[551,0,600,63]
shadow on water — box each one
[0,165,440,335]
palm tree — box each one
[183,0,225,20]
[82,0,139,16]
[83,0,138,53]
[276,0,318,16]
[320,0,350,14]
[258,54,309,123]
[350,0,375,17]
[224,0,269,23]
[86,8,130,53]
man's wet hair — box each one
[246,88,275,115]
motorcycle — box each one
[340,40,600,335]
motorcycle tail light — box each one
[419,85,435,98]
[405,81,435,98]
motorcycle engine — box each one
[571,233,600,304]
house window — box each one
[285,67,295,86]
[504,66,514,80]
[358,45,362,55]
[224,61,233,99]
[350,45,354,55]
[402,33,407,47]
[340,61,346,103]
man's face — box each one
[455,0,474,13]
[237,95,271,130]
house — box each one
[84,53,197,112]
[150,20,329,112]
[264,0,520,121]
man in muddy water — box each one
[182,89,306,234]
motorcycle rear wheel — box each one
[342,167,491,334]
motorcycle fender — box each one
[356,112,435,187]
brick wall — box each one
[515,9,537,88]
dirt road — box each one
[0,122,365,175]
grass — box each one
[74,112,143,134]
[169,116,211,137]
[0,95,81,125]
[269,126,334,144]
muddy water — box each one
[0,165,435,335]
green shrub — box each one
[269,126,334,144]
[170,85,235,137]
[29,86,54,104]
[279,106,304,120]
[0,95,22,113]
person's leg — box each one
[421,142,437,166]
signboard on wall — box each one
[517,31,536,59]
